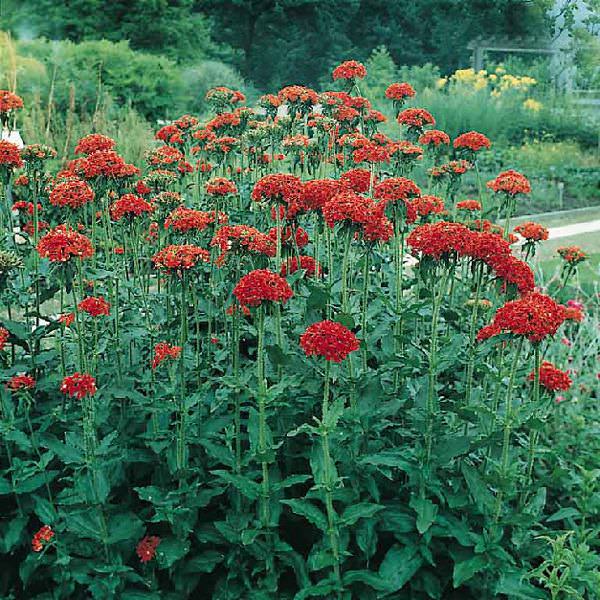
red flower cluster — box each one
[205,177,238,196]
[397,108,435,130]
[110,194,154,221]
[7,374,36,391]
[152,342,182,369]
[0,140,24,168]
[514,221,549,242]
[453,131,491,152]
[152,245,210,272]
[74,134,116,155]
[49,179,95,210]
[74,150,139,180]
[478,292,566,343]
[278,86,319,107]
[322,190,374,229]
[211,225,276,260]
[205,86,245,105]
[529,361,572,392]
[60,373,97,399]
[407,221,472,259]
[385,82,416,101]
[488,254,535,294]
[302,179,341,210]
[165,207,225,234]
[78,296,110,317]
[252,173,303,205]
[37,226,94,262]
[300,320,360,362]
[136,535,161,563]
[0,90,24,114]
[340,168,375,193]
[557,245,587,265]
[487,170,531,196]
[147,145,184,168]
[418,129,450,147]
[408,195,446,219]
[233,269,293,307]
[268,225,309,249]
[32,525,54,552]
[374,177,421,204]
[456,199,481,211]
[281,256,322,278]
[332,60,367,81]
[12,201,42,215]
[0,327,9,351]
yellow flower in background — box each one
[523,98,543,112]
[436,77,447,89]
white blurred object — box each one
[1,128,24,148]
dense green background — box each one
[4,0,553,89]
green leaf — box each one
[495,571,547,599]
[545,507,581,523]
[523,487,546,517]
[273,474,311,492]
[0,516,27,553]
[156,536,190,568]
[341,503,384,526]
[0,477,13,495]
[281,499,328,531]
[343,570,391,591]
[211,470,260,500]
[359,451,412,472]
[411,497,438,534]
[15,471,58,494]
[435,436,470,464]
[379,545,423,592]
[40,434,84,464]
[107,513,144,544]
[462,463,494,514]
[33,495,58,524]
[453,554,488,587]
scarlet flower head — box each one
[418,129,450,147]
[233,269,293,307]
[110,194,154,221]
[557,245,587,265]
[385,82,416,102]
[488,254,535,294]
[7,374,36,391]
[75,150,139,180]
[514,221,548,242]
[407,221,472,259]
[268,225,309,249]
[408,195,446,219]
[60,373,97,399]
[397,108,435,131]
[0,140,24,169]
[300,320,360,362]
[0,327,9,351]
[302,179,341,210]
[0,90,24,115]
[205,177,238,196]
[478,292,567,343]
[487,170,531,196]
[165,207,224,234]
[529,361,572,392]
[78,296,110,317]
[37,226,94,262]
[32,525,54,552]
[74,134,116,155]
[49,179,95,210]
[453,131,491,153]
[136,535,161,563]
[339,168,377,194]
[322,190,375,229]
[374,177,421,207]
[152,245,210,272]
[211,225,276,261]
[252,173,303,205]
[152,342,182,369]
[281,255,322,278]
[332,60,367,81]
[456,199,482,211]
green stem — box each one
[494,337,525,522]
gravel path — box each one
[547,219,600,240]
